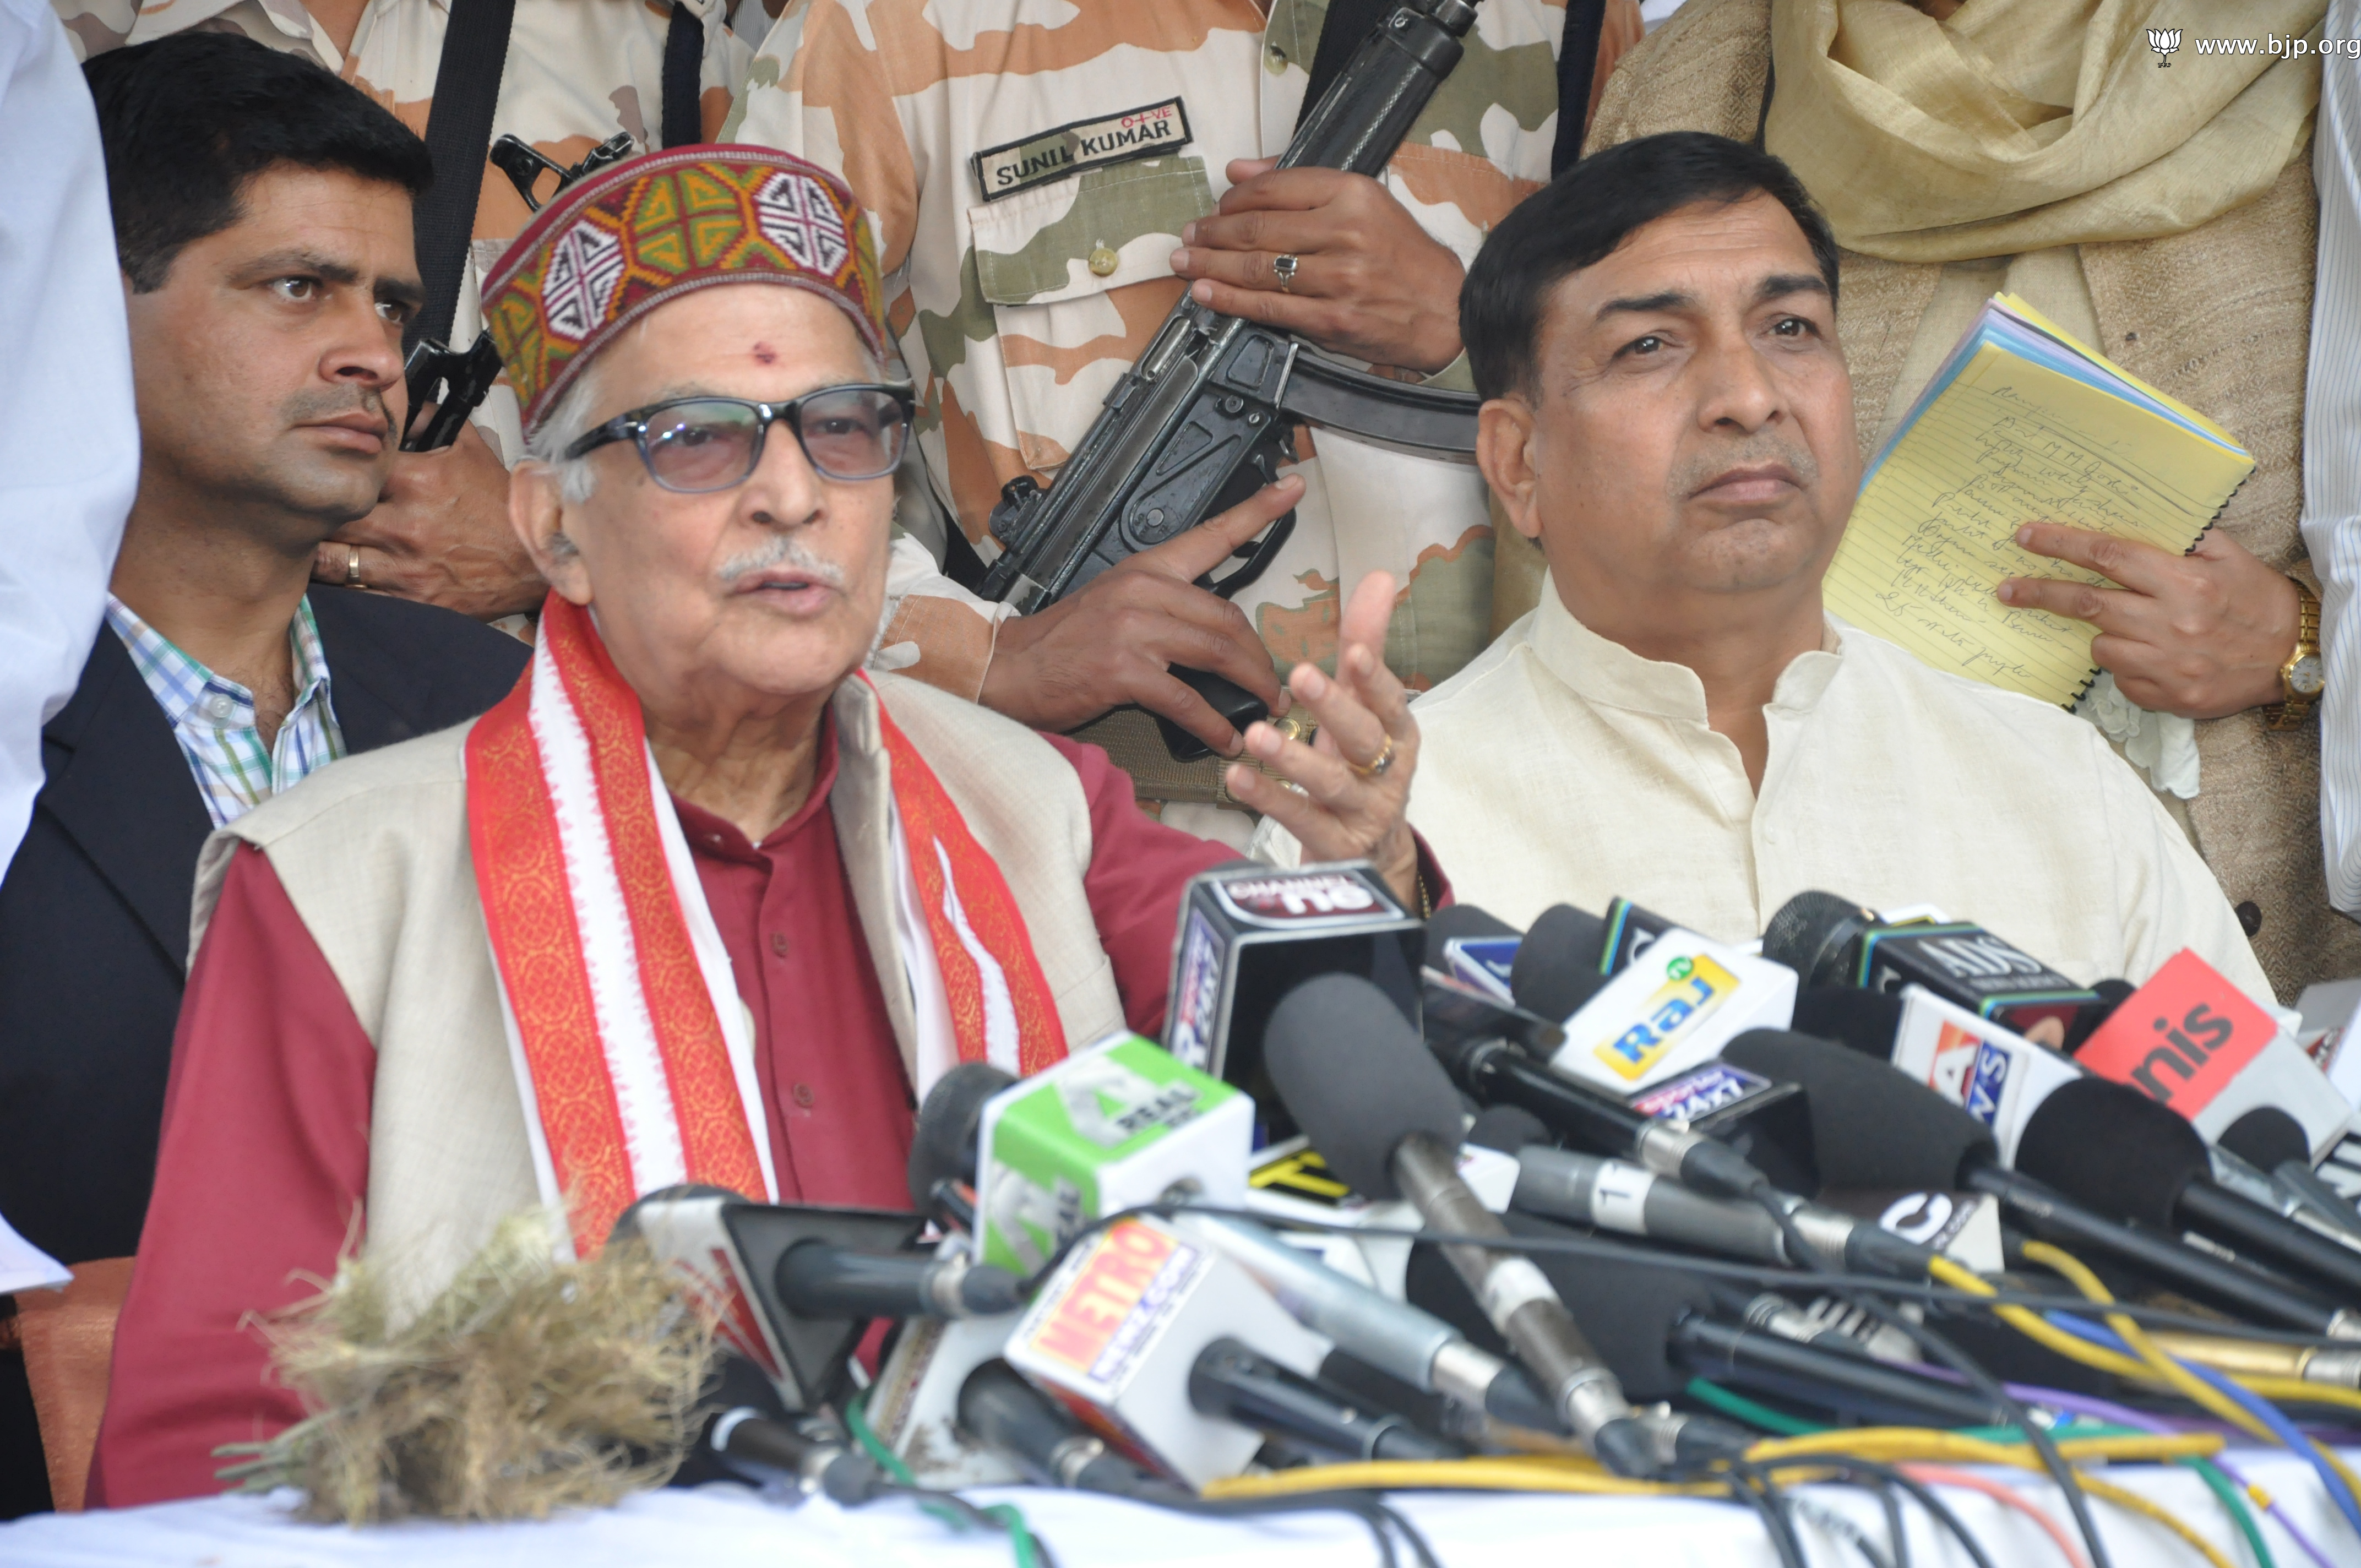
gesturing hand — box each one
[1995,524,2300,719]
[316,414,544,621]
[978,476,1299,756]
[1225,570,1422,911]
[1167,159,1466,374]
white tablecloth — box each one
[1,1450,2352,1567]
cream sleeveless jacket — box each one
[187,672,1127,1314]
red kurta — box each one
[86,727,1239,1508]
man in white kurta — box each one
[1405,581,2270,995]
[1266,130,2270,999]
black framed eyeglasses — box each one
[563,384,917,493]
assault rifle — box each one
[976,0,1486,760]
[399,132,635,451]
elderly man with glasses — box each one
[86,148,1433,1507]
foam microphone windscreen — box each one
[2219,1108,2313,1174]
[1759,891,1874,987]
[1721,1028,1995,1194]
[1426,903,1521,945]
[1509,904,1611,1020]
[2063,978,2137,1054]
[2013,1076,2212,1232]
[1403,1212,1710,1402]
[1466,1104,1549,1155]
[1263,973,1464,1201]
[1791,988,1906,1061]
[906,1061,1015,1204]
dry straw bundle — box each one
[217,1211,720,1523]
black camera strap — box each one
[662,3,707,150]
[1552,0,1609,174]
[409,0,518,354]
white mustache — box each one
[717,533,848,587]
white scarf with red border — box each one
[464,596,1067,1255]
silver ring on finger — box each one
[1347,733,1395,780]
[1272,252,1300,295]
[345,548,365,589]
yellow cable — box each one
[1928,1255,2164,1383]
[1748,1428,2220,1467]
[2018,1240,2361,1509]
[2240,1374,2361,1416]
[2069,1470,2239,1568]
[1199,1457,1711,1500]
[2017,1240,2276,1446]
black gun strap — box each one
[409,0,519,353]
[1551,0,1609,175]
[1294,0,1394,133]
[662,3,705,149]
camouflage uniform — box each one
[56,0,752,460]
[730,0,1640,815]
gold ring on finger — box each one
[1348,733,1395,780]
[1272,252,1300,295]
[346,548,364,588]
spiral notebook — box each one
[1824,294,2255,707]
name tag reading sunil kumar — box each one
[974,99,1194,202]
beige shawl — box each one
[1768,0,2327,260]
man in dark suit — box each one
[0,35,527,1514]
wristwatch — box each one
[2262,576,2323,731]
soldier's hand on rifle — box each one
[980,475,1298,756]
[1168,158,1466,374]
[316,412,546,621]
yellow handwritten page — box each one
[1825,344,2255,706]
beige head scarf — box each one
[1766,0,2327,262]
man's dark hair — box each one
[84,31,433,292]
[1461,132,1841,402]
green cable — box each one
[843,1390,1045,1568]
[1685,1378,1830,1435]
[1680,1390,2268,1564]
[2182,1457,2275,1568]
[843,1389,920,1483]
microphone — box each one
[1172,1210,1561,1432]
[1187,1338,1461,1462]
[1720,1032,2358,1336]
[907,1060,1013,1213]
[1162,862,1422,1119]
[1264,973,1745,1476]
[775,1238,1024,1319]
[1762,890,2099,1039]
[616,1188,928,1411]
[1469,1113,1935,1280]
[698,1405,891,1504]
[2009,1075,2361,1309]
[1422,967,1568,1058]
[1509,903,1612,1020]
[1541,926,1799,1096]
[2073,949,2354,1163]
[1596,896,1682,974]
[972,1034,1251,1274]
[956,1360,1182,1499]
[1428,902,1523,999]
[1429,1030,1771,1200]
[1797,974,2361,1303]
[1000,1213,1328,1486]
[1401,1219,2009,1429]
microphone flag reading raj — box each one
[1824,293,2254,708]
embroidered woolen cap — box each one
[482,145,887,437]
